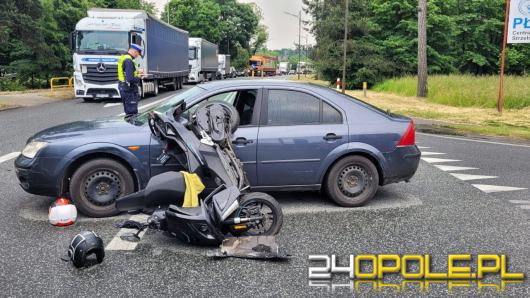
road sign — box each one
[508,0,530,43]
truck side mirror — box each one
[69,31,76,51]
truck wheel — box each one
[69,158,135,217]
[154,80,159,96]
[325,155,379,207]
[137,84,144,99]
[169,78,177,91]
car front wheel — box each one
[69,158,134,217]
[325,155,379,207]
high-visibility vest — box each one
[117,54,138,82]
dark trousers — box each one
[119,85,139,117]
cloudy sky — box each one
[151,0,314,50]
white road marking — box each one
[449,173,497,181]
[434,165,478,172]
[106,214,149,251]
[117,95,173,116]
[417,146,431,149]
[420,151,446,156]
[421,157,461,163]
[509,200,530,204]
[519,205,530,210]
[418,133,530,149]
[0,152,20,164]
[471,184,527,193]
[104,103,122,108]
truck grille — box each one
[82,64,118,85]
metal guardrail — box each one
[50,77,73,96]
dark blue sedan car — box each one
[15,80,420,217]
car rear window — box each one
[267,90,320,125]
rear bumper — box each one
[381,145,421,185]
[14,154,62,196]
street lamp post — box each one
[284,10,302,80]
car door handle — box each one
[323,133,342,141]
[232,137,253,145]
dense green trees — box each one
[0,0,155,90]
[0,0,263,90]
[304,0,526,88]
[162,0,262,69]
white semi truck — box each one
[217,54,233,79]
[279,62,290,75]
[188,38,218,83]
[71,8,189,101]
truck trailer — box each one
[71,8,189,101]
[188,38,218,83]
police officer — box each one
[118,44,145,120]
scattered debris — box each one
[210,236,290,260]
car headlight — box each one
[22,141,48,159]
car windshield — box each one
[132,86,206,125]
[76,31,129,54]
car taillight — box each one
[397,120,415,147]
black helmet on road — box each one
[68,231,105,268]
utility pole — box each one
[342,0,348,94]
[284,10,303,79]
[298,10,302,80]
[498,0,510,113]
[417,0,428,97]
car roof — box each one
[197,79,398,120]
[199,79,324,91]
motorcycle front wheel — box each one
[231,192,283,236]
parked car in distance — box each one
[288,70,295,75]
[15,80,420,217]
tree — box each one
[164,0,222,43]
[250,24,268,54]
[417,0,428,97]
[217,0,258,57]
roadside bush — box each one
[0,78,27,92]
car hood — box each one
[29,117,146,142]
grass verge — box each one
[290,75,530,141]
[0,103,18,111]
[373,75,530,109]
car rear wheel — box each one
[69,158,134,217]
[325,155,379,207]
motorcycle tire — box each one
[231,192,283,236]
[194,100,239,135]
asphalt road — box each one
[0,83,529,297]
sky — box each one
[151,0,315,50]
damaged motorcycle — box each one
[115,100,284,248]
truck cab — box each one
[71,9,189,101]
[188,38,218,83]
[72,9,146,101]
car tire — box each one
[69,158,135,217]
[83,98,94,102]
[325,155,379,207]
